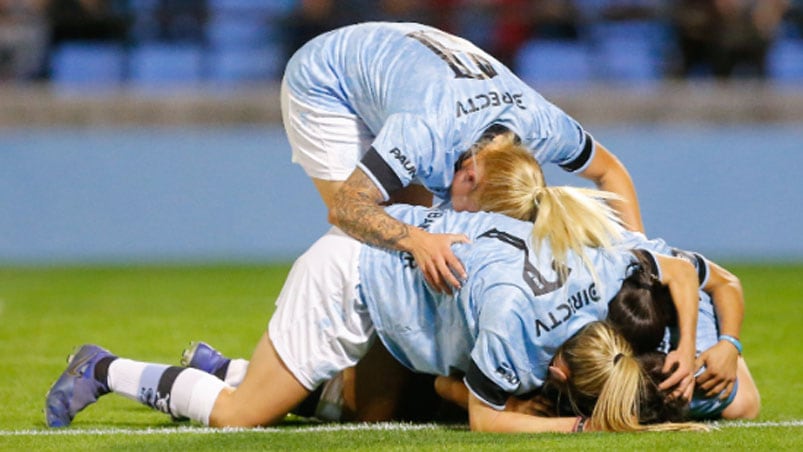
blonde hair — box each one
[469,133,622,278]
[555,321,709,432]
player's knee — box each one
[722,385,761,420]
[738,386,761,420]
[208,390,281,428]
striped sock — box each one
[107,359,227,425]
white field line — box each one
[0,422,445,436]
[1,420,802,437]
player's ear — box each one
[548,365,569,383]
[460,158,479,186]
[454,163,475,185]
[465,167,477,186]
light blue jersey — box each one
[283,22,593,200]
[619,231,736,418]
[358,206,645,408]
[617,231,711,289]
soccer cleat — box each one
[45,344,114,428]
[180,341,230,379]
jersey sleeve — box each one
[356,113,437,200]
[466,289,534,410]
[669,248,711,288]
[558,130,595,173]
[465,330,520,410]
[533,104,595,173]
[631,248,710,288]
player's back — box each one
[282,22,530,134]
[358,205,634,386]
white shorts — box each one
[280,81,374,181]
[268,227,374,390]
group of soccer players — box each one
[45,22,760,433]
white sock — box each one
[224,359,249,387]
[107,358,227,425]
[169,368,228,425]
[107,358,154,403]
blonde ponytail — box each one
[474,142,623,276]
[531,185,622,281]
[555,321,709,433]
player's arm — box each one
[579,142,644,233]
[696,260,744,398]
[330,168,468,293]
[467,392,587,433]
[652,254,699,401]
[434,375,469,409]
[465,327,590,433]
[435,375,554,416]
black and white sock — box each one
[106,359,227,425]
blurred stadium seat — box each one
[206,16,266,48]
[25,1,803,87]
[50,42,127,87]
[128,43,204,86]
[768,37,803,82]
[587,20,669,83]
[208,47,281,82]
[205,0,289,82]
[515,40,592,85]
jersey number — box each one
[478,228,569,296]
[407,30,498,80]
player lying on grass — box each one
[44,153,703,432]
[281,21,644,295]
[433,241,760,422]
[450,136,757,421]
[171,133,758,425]
[182,232,760,425]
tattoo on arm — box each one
[333,169,412,251]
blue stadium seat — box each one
[128,44,204,86]
[593,38,661,82]
[514,40,592,85]
[587,21,668,83]
[207,17,266,48]
[50,42,126,87]
[768,38,803,82]
[205,0,292,82]
[208,47,281,82]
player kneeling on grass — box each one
[46,185,704,433]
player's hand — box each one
[409,229,469,294]
[695,341,739,399]
[659,347,695,402]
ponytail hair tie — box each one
[613,353,625,365]
[532,186,545,207]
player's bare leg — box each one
[721,357,761,420]
[209,332,310,427]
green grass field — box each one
[1,263,802,450]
